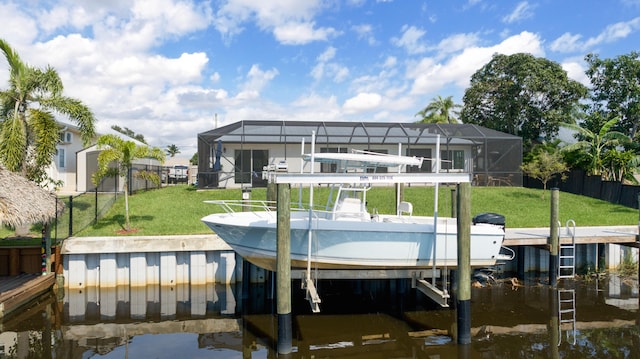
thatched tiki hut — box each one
[0,168,64,274]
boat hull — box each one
[202,211,505,272]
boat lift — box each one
[274,133,480,312]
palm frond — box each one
[0,115,26,172]
[40,96,96,145]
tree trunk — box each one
[124,182,130,231]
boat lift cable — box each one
[432,135,440,287]
[307,132,316,286]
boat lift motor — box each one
[472,212,506,230]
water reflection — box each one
[0,275,638,358]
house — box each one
[44,122,89,194]
[47,122,163,194]
[196,120,522,189]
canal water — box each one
[1,274,638,358]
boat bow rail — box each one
[205,199,332,219]
[204,199,276,214]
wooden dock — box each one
[504,225,638,247]
[0,273,55,319]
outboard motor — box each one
[472,212,505,230]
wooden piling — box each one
[276,183,292,355]
[456,182,471,345]
[267,181,276,204]
[549,188,559,287]
[450,188,457,218]
[549,288,560,359]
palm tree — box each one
[92,134,165,231]
[166,144,180,157]
[561,117,630,177]
[0,38,96,183]
[415,95,461,124]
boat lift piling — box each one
[276,182,293,355]
[456,182,472,345]
[549,188,559,287]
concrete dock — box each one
[504,225,638,246]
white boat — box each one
[201,134,511,273]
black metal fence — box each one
[523,169,640,209]
[51,165,163,242]
[52,187,118,242]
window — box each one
[440,150,465,170]
[365,149,388,173]
[406,148,432,173]
[59,131,72,143]
[57,148,66,168]
[320,147,347,173]
[234,149,269,186]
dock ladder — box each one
[558,289,577,346]
[558,220,576,279]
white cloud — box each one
[435,33,481,56]
[311,46,349,82]
[317,46,336,62]
[549,17,640,53]
[561,58,590,86]
[391,25,427,54]
[241,65,279,94]
[273,21,339,45]
[0,3,39,47]
[409,31,544,95]
[214,0,335,45]
[549,33,583,53]
[343,92,382,114]
[352,23,377,45]
[502,1,535,24]
[584,17,640,47]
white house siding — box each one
[45,126,86,194]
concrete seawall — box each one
[61,235,240,288]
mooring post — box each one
[276,183,292,355]
[451,188,457,218]
[549,188,559,287]
[267,173,276,204]
[456,182,471,345]
[549,288,560,359]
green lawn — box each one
[3,184,638,240]
[79,185,638,236]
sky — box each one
[1,0,639,158]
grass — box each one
[82,184,638,236]
[2,184,638,240]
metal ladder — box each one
[558,220,576,279]
[558,289,577,346]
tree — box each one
[92,134,165,232]
[460,53,587,150]
[585,52,640,140]
[166,144,180,157]
[190,152,198,165]
[602,149,639,183]
[0,38,96,183]
[111,125,147,144]
[415,95,461,124]
[521,145,568,198]
[561,117,630,178]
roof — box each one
[0,168,64,227]
[197,120,520,146]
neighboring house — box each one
[45,122,91,194]
[196,120,523,189]
[46,122,162,194]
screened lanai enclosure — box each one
[196,120,522,189]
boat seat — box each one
[335,198,370,221]
[398,201,413,217]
